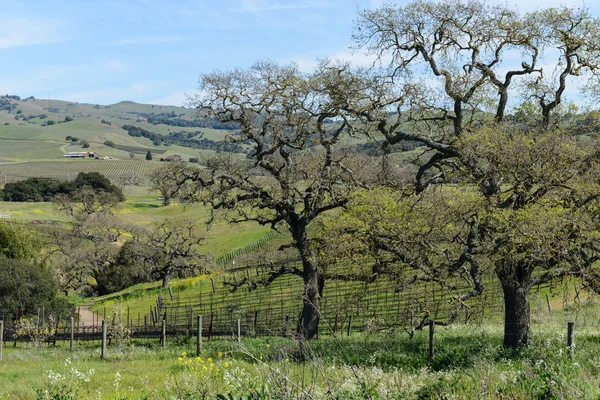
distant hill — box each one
[0,95,239,164]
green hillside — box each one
[0,96,231,166]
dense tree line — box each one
[121,125,244,152]
[134,112,239,130]
[2,172,124,202]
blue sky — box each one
[0,0,594,106]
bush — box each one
[104,140,115,148]
[81,140,90,148]
[0,255,70,318]
[65,116,73,122]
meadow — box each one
[1,314,600,399]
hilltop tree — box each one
[146,150,152,161]
[344,0,600,347]
[182,61,380,339]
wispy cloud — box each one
[0,18,65,49]
[102,59,125,72]
[106,36,188,46]
[231,0,332,13]
[291,49,391,73]
[149,90,189,107]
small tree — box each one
[139,219,207,288]
[149,161,199,206]
[145,150,152,161]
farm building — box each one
[63,152,100,159]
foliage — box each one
[0,255,70,317]
[3,172,124,203]
[95,239,153,295]
[145,150,152,160]
[0,221,41,261]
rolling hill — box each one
[0,96,237,183]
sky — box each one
[0,0,596,107]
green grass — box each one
[1,319,600,399]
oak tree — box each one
[184,61,380,338]
[347,0,600,347]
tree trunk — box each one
[498,263,533,348]
[298,259,323,339]
[292,222,323,340]
[162,272,171,289]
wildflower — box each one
[224,362,229,368]
[218,352,223,357]
[181,352,187,357]
[266,344,270,349]
[177,357,183,362]
[207,357,213,363]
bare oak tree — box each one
[184,61,380,339]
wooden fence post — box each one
[196,315,202,356]
[101,320,107,360]
[546,294,552,314]
[568,322,575,359]
[347,316,353,337]
[161,320,166,347]
[70,317,74,352]
[0,320,3,362]
[237,319,241,345]
[429,320,435,360]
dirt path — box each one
[77,304,100,327]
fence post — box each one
[567,322,575,359]
[0,320,3,362]
[347,316,353,337]
[161,320,166,347]
[196,315,202,356]
[546,294,552,314]
[70,317,74,352]
[101,320,107,360]
[237,319,241,345]
[429,320,435,360]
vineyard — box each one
[0,160,165,184]
[89,232,513,340]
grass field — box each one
[1,316,600,399]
